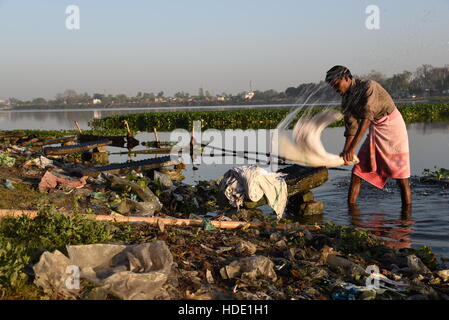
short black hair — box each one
[325,65,352,84]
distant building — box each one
[92,93,104,105]
[217,96,226,101]
[244,91,254,100]
[245,80,255,100]
[0,99,11,110]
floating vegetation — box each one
[423,167,449,181]
[0,129,133,139]
[89,104,449,131]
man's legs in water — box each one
[348,173,362,204]
[396,178,412,207]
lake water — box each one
[1,107,449,257]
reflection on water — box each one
[347,204,415,250]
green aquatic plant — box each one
[89,103,449,131]
[320,222,385,254]
[423,166,449,180]
[416,246,440,270]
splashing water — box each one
[272,83,359,168]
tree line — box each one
[7,64,449,107]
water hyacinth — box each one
[89,104,449,131]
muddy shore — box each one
[1,134,449,300]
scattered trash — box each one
[0,153,15,167]
[206,269,215,284]
[23,156,53,169]
[234,240,257,256]
[33,241,175,300]
[220,256,277,281]
[154,171,174,188]
[407,255,431,275]
[202,218,217,231]
[90,192,107,201]
[105,174,162,209]
[3,179,15,190]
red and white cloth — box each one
[353,108,410,189]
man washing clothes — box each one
[325,65,412,208]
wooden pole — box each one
[153,127,161,148]
[0,209,320,231]
[74,121,83,134]
[123,120,131,136]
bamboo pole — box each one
[0,209,320,231]
[123,120,132,136]
[153,127,160,148]
[74,121,83,134]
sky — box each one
[0,0,448,100]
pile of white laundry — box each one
[219,165,288,220]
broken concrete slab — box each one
[38,170,87,192]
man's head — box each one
[325,65,353,95]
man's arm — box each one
[341,113,358,157]
[342,118,370,163]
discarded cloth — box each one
[219,165,287,219]
[38,170,87,192]
[353,108,410,189]
[33,241,175,300]
[276,107,359,168]
[23,156,54,169]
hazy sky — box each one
[1,0,448,100]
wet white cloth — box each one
[275,107,359,168]
[219,165,288,219]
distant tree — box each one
[198,88,204,98]
[285,87,300,97]
[55,89,78,104]
[359,70,387,84]
[32,97,47,105]
[142,92,155,102]
[115,94,128,103]
[174,91,190,100]
[157,91,164,98]
[8,97,23,105]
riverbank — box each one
[1,133,449,300]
